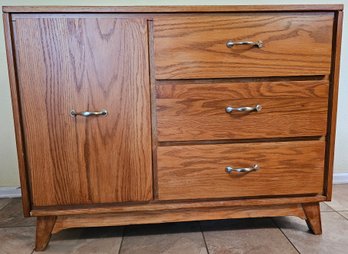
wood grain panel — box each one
[14,17,152,206]
[157,81,328,141]
[157,141,325,200]
[154,14,334,79]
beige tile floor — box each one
[0,184,347,254]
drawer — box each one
[157,140,325,200]
[157,80,328,141]
[153,13,333,79]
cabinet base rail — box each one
[35,202,322,251]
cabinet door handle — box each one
[70,109,108,117]
[226,40,263,48]
[225,164,260,174]
[225,104,262,113]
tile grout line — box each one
[0,199,13,212]
[199,222,210,254]
[0,225,36,229]
[271,218,301,254]
[334,211,348,220]
[324,203,348,214]
[278,227,301,254]
[117,227,126,254]
[323,203,337,211]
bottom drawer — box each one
[157,141,325,200]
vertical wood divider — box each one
[148,19,159,200]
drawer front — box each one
[154,13,333,79]
[157,141,325,200]
[157,80,328,141]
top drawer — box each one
[154,13,334,79]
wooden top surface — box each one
[2,5,344,13]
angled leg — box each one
[35,216,57,251]
[302,202,322,235]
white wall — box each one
[0,0,347,186]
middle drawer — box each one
[156,80,328,142]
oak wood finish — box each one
[157,80,329,141]
[148,20,160,200]
[303,202,322,235]
[3,13,31,216]
[13,17,152,206]
[325,10,344,200]
[158,141,325,200]
[2,5,343,251]
[35,216,57,251]
[51,204,305,234]
[30,195,326,216]
[2,5,343,13]
[154,14,334,79]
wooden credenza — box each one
[3,5,343,251]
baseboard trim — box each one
[0,174,347,198]
[333,173,348,184]
[0,187,21,198]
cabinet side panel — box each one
[325,10,343,200]
[3,13,31,216]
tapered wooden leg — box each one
[35,216,57,251]
[302,202,322,235]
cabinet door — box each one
[14,17,152,206]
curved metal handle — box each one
[226,40,263,48]
[70,109,108,117]
[225,104,262,113]
[225,164,260,174]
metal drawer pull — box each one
[225,104,262,113]
[226,40,263,48]
[70,109,108,117]
[225,164,260,174]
